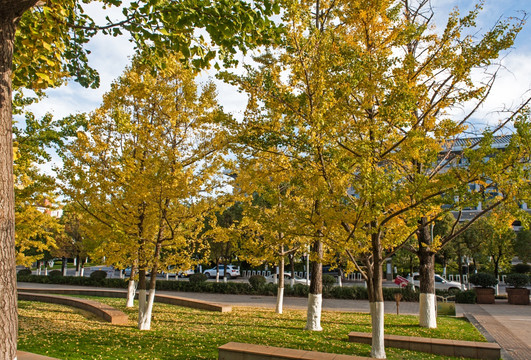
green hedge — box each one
[16,274,469,302]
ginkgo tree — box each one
[320,1,530,355]
[60,54,228,330]
[226,0,530,358]
[1,0,281,354]
[12,112,74,267]
[235,152,309,314]
[224,0,346,329]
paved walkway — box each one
[18,282,531,359]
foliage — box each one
[469,273,498,288]
[17,268,32,276]
[17,274,420,302]
[512,263,531,274]
[12,0,282,97]
[18,298,484,360]
[89,270,108,280]
[188,273,208,284]
[514,230,531,263]
[469,209,517,277]
[322,275,336,292]
[249,275,267,290]
[455,290,477,304]
[60,54,226,284]
[47,270,62,278]
[54,204,91,262]
[505,273,530,288]
[12,112,71,266]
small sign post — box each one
[394,293,402,315]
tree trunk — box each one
[276,247,285,314]
[137,269,148,329]
[80,257,85,277]
[289,253,296,287]
[366,231,386,359]
[305,239,323,331]
[139,264,157,330]
[409,254,414,277]
[222,257,228,283]
[456,247,463,289]
[418,218,436,329]
[1,2,39,356]
[493,254,500,295]
[61,256,67,276]
[126,263,137,308]
[75,255,81,276]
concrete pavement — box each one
[17,282,531,359]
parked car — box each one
[265,272,308,285]
[161,265,194,277]
[203,265,240,279]
[407,272,466,291]
[177,269,195,277]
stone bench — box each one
[18,292,129,325]
[154,293,231,312]
[17,287,231,313]
[17,351,60,360]
[348,331,500,360]
[218,342,375,360]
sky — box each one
[23,0,531,147]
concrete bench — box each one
[18,292,129,325]
[17,351,60,360]
[17,287,231,313]
[348,331,500,360]
[154,293,231,312]
[218,342,375,360]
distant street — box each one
[31,266,512,294]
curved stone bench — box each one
[348,331,500,360]
[17,287,231,313]
[17,351,60,360]
[18,292,129,325]
[218,342,376,360]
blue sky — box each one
[24,0,531,135]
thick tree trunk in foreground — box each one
[305,239,323,331]
[418,218,436,329]
[0,2,38,356]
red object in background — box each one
[394,275,409,287]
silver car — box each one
[407,273,466,291]
[265,272,308,285]
[203,265,240,279]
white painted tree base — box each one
[138,289,155,330]
[276,287,284,314]
[419,293,437,328]
[305,293,323,331]
[370,301,386,359]
[126,280,136,308]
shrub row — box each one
[17,274,473,303]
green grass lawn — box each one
[18,296,484,360]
